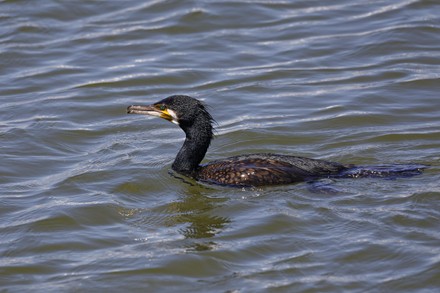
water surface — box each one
[1,0,440,292]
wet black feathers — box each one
[151,95,349,187]
[131,95,425,187]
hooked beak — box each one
[127,104,178,124]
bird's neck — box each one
[172,116,212,175]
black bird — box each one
[127,95,424,187]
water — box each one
[1,0,439,291]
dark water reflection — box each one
[150,190,230,241]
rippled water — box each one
[1,0,440,291]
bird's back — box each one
[196,153,348,187]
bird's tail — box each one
[339,164,427,179]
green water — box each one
[1,1,439,292]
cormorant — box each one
[127,95,424,187]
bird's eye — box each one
[157,104,166,111]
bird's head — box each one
[127,95,215,132]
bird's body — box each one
[127,95,424,187]
[197,153,348,187]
